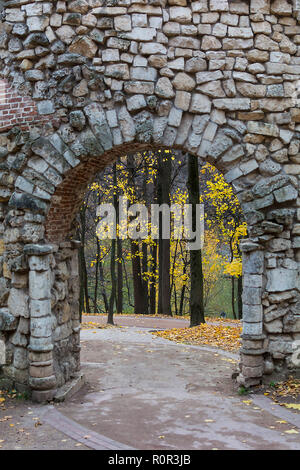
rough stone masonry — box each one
[0,0,299,402]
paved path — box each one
[82,314,239,329]
[54,326,300,450]
[1,321,300,450]
[83,314,191,329]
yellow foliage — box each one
[152,322,242,352]
[200,163,246,279]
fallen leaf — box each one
[151,322,241,352]
[282,403,300,410]
[285,429,299,434]
[242,400,252,406]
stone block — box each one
[29,270,51,300]
[29,336,53,353]
[242,287,262,306]
[266,268,298,292]
[274,185,298,203]
[242,365,264,378]
[242,355,264,367]
[269,339,293,358]
[243,274,263,288]
[0,278,9,305]
[0,308,18,331]
[243,251,264,275]
[30,364,54,378]
[8,288,29,318]
[190,93,211,113]
[0,339,5,365]
[243,304,263,322]
[13,347,28,370]
[31,316,53,338]
[29,375,57,391]
[243,322,263,335]
[265,319,283,333]
[31,389,57,403]
[28,255,50,272]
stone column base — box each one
[32,389,57,403]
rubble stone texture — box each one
[0,0,299,401]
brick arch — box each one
[0,0,299,401]
[44,142,153,243]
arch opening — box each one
[0,127,299,402]
[47,146,248,390]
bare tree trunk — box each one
[131,240,148,314]
[170,239,179,316]
[121,256,132,308]
[238,276,243,319]
[149,242,157,316]
[117,238,123,313]
[93,236,100,313]
[231,277,237,320]
[127,153,148,315]
[116,180,123,315]
[108,237,116,325]
[141,241,149,314]
[187,153,205,327]
[157,151,172,316]
[99,256,109,313]
[77,230,84,322]
[179,283,186,317]
[107,162,117,325]
[79,207,90,315]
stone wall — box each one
[0,0,299,401]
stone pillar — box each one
[238,241,266,387]
[70,240,81,373]
[25,244,57,402]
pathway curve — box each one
[52,325,300,450]
[82,314,239,329]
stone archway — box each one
[0,0,299,401]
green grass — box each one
[238,386,249,396]
[205,276,239,320]
[85,254,240,319]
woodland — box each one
[77,150,246,325]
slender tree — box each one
[187,153,205,326]
[157,151,172,316]
[127,154,148,314]
[97,238,109,313]
[117,238,123,314]
[238,277,243,320]
[149,242,157,316]
[78,203,90,316]
[116,177,123,314]
[107,162,117,325]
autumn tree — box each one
[199,163,246,319]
